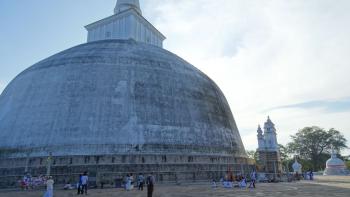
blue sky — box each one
[1,0,350,154]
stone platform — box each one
[0,154,253,187]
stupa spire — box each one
[331,146,337,158]
[85,0,166,47]
[114,0,142,15]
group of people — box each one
[293,170,314,181]
[303,170,314,180]
[19,174,54,197]
[19,174,46,190]
[18,170,260,197]
[123,173,155,197]
[213,171,257,189]
[41,172,88,197]
[24,171,154,197]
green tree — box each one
[246,150,258,162]
[345,156,350,169]
[287,126,347,171]
[279,144,292,172]
[279,144,290,161]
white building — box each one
[256,117,282,173]
[85,0,166,47]
[257,116,279,151]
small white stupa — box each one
[323,148,348,176]
[292,156,302,174]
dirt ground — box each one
[0,176,349,197]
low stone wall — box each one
[0,154,254,188]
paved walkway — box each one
[1,176,349,197]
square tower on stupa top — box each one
[85,0,166,48]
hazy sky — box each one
[1,0,349,154]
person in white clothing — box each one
[125,174,132,191]
[43,176,54,197]
[81,172,89,195]
[248,171,257,188]
[239,177,247,188]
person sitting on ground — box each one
[64,182,74,190]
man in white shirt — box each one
[81,172,89,195]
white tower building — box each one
[85,0,166,47]
[256,116,282,174]
[263,116,278,151]
[257,117,278,151]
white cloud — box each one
[144,0,350,153]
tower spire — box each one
[257,125,265,150]
[115,0,142,15]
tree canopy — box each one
[287,126,347,171]
[246,150,258,162]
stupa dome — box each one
[323,150,348,176]
[326,157,345,167]
[0,39,246,158]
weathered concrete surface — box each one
[0,39,246,158]
[0,154,253,187]
[0,39,251,186]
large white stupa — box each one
[0,0,252,187]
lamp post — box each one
[46,152,53,176]
[24,153,30,174]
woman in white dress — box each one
[126,174,132,191]
[43,176,54,197]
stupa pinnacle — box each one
[85,0,165,47]
[114,0,142,14]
